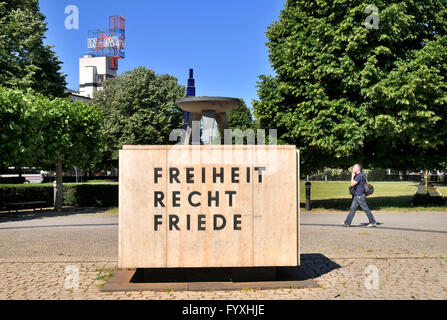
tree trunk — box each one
[425,170,429,195]
[54,161,63,212]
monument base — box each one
[101,267,319,292]
[119,145,300,269]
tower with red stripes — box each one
[79,15,126,98]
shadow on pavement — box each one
[129,254,341,283]
[290,253,342,280]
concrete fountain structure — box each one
[109,68,302,291]
[176,96,240,145]
[176,69,240,145]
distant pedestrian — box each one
[342,164,377,227]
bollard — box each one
[53,180,57,207]
[305,181,311,211]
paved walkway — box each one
[0,210,446,299]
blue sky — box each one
[39,0,285,109]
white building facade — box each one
[78,55,117,98]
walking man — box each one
[342,164,377,227]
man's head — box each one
[353,164,362,174]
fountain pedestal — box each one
[176,96,240,145]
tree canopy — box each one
[253,0,447,172]
[0,86,103,210]
[0,87,37,168]
[0,0,67,97]
[227,99,254,131]
[93,66,186,167]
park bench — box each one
[5,201,47,214]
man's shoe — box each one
[366,223,377,228]
[341,223,350,227]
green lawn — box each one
[434,184,447,197]
[300,181,446,212]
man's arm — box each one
[351,171,358,187]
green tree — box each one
[253,0,447,172]
[227,99,254,131]
[93,66,185,168]
[36,98,104,211]
[212,99,255,145]
[0,86,103,211]
[0,0,67,97]
[0,87,37,169]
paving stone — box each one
[0,211,446,299]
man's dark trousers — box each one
[344,195,376,225]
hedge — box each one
[0,177,26,184]
[412,193,446,206]
[63,184,118,207]
[0,184,118,209]
[0,184,54,209]
[42,176,118,183]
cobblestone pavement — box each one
[0,210,446,300]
